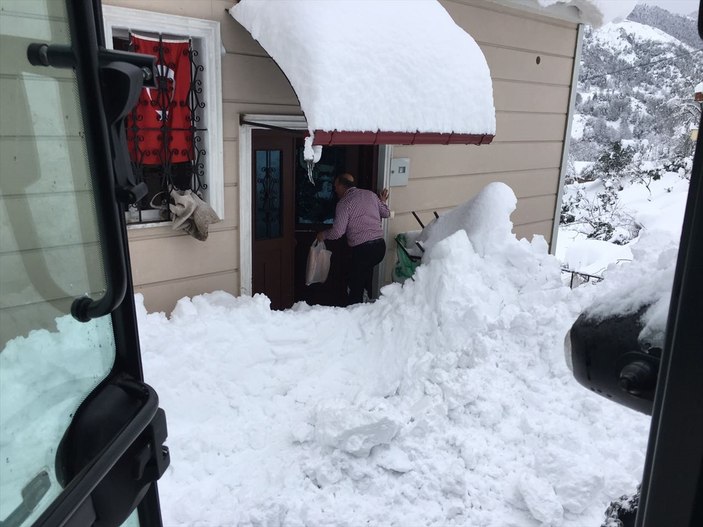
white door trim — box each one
[374,145,393,294]
[239,115,306,296]
[239,124,253,296]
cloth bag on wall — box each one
[305,240,332,286]
[169,189,221,241]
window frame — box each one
[102,5,224,228]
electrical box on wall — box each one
[390,158,410,187]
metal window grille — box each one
[117,33,207,224]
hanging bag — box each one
[305,240,332,285]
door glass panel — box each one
[295,145,346,225]
[254,149,282,239]
[0,1,116,525]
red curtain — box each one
[127,34,193,165]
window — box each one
[103,6,223,226]
[295,144,345,225]
[254,149,283,239]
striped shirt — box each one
[323,187,390,247]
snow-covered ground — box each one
[557,171,689,276]
[132,183,655,526]
[3,182,674,526]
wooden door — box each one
[252,130,296,309]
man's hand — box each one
[379,188,390,202]
[316,231,326,242]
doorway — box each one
[251,129,378,309]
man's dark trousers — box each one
[348,238,386,305]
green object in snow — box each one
[393,233,422,282]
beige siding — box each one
[383,0,577,281]
[493,80,570,114]
[136,271,240,313]
[389,168,561,213]
[104,0,300,315]
[495,113,567,142]
[222,54,299,106]
[443,0,578,56]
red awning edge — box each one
[312,130,494,146]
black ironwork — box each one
[122,33,207,224]
[255,150,282,240]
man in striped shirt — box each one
[317,173,390,305]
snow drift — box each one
[1,183,655,526]
[136,183,650,526]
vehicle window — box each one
[0,1,116,525]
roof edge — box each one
[312,131,495,146]
[483,0,583,24]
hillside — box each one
[559,5,700,264]
[628,4,701,48]
[568,5,701,167]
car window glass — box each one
[0,1,116,525]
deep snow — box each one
[557,171,689,276]
[134,183,652,526]
[1,183,663,526]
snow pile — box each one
[417,182,516,256]
[558,232,633,276]
[230,0,495,136]
[532,0,636,27]
[131,182,650,526]
[1,183,655,525]
[576,232,679,349]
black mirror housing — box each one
[569,308,660,415]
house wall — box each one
[101,0,577,314]
[383,0,578,280]
[103,0,301,313]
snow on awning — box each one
[230,0,495,146]
[524,0,637,28]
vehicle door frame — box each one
[21,0,166,525]
[636,6,703,521]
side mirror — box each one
[566,308,661,415]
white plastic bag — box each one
[305,240,332,285]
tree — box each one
[594,141,635,188]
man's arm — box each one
[378,189,390,218]
[318,201,349,241]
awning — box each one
[230,0,496,146]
